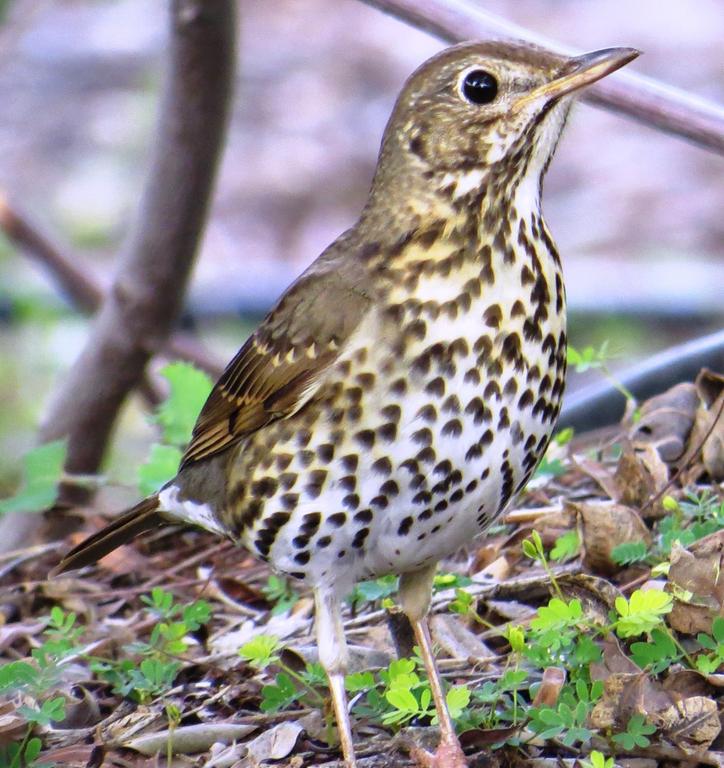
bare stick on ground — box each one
[0,0,236,552]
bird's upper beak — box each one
[515,47,640,109]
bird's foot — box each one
[409,738,468,768]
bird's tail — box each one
[50,495,163,576]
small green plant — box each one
[238,634,325,713]
[613,588,673,638]
[522,530,564,599]
[346,574,398,609]
[568,341,638,418]
[0,439,67,515]
[630,627,680,673]
[696,617,724,674]
[92,588,211,702]
[611,713,656,750]
[611,540,650,566]
[550,530,580,562]
[0,607,82,768]
[582,750,614,768]
[138,362,213,493]
[262,574,300,615]
[0,736,47,768]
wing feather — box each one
[181,251,373,467]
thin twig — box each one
[361,0,724,155]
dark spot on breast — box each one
[280,493,299,511]
[372,456,393,475]
[511,299,526,317]
[298,450,315,467]
[380,479,399,496]
[520,264,535,285]
[425,377,445,398]
[390,377,407,396]
[251,477,277,499]
[301,512,322,534]
[416,447,436,463]
[412,427,433,446]
[342,493,360,510]
[339,475,356,492]
[354,509,373,523]
[503,377,518,397]
[498,407,510,429]
[416,404,437,422]
[354,429,375,449]
[328,512,346,527]
[484,381,501,400]
[483,304,502,328]
[352,528,370,549]
[518,389,534,409]
[410,473,426,489]
[442,418,463,437]
[381,404,401,422]
[398,516,414,536]
[345,386,363,404]
[442,394,461,414]
[465,443,482,461]
[305,470,327,499]
[340,454,359,472]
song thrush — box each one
[54,41,638,767]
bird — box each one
[53,41,638,768]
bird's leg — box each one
[398,564,467,768]
[314,585,357,768]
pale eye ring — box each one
[460,69,498,105]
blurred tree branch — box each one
[0,0,236,551]
[362,0,724,155]
[0,196,224,380]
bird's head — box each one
[369,41,638,211]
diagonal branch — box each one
[0,194,224,377]
[42,0,236,477]
[362,0,724,155]
[0,0,236,551]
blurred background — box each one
[0,0,722,491]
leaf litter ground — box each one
[1,370,723,768]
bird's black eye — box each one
[461,70,498,105]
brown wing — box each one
[181,252,372,467]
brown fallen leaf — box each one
[532,667,566,708]
[667,532,724,635]
[692,369,724,482]
[629,382,699,464]
[0,701,28,745]
[589,671,674,732]
[244,719,305,765]
[430,613,497,662]
[614,442,657,508]
[572,501,651,575]
[661,695,721,754]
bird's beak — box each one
[514,47,640,109]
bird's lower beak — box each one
[515,47,640,109]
